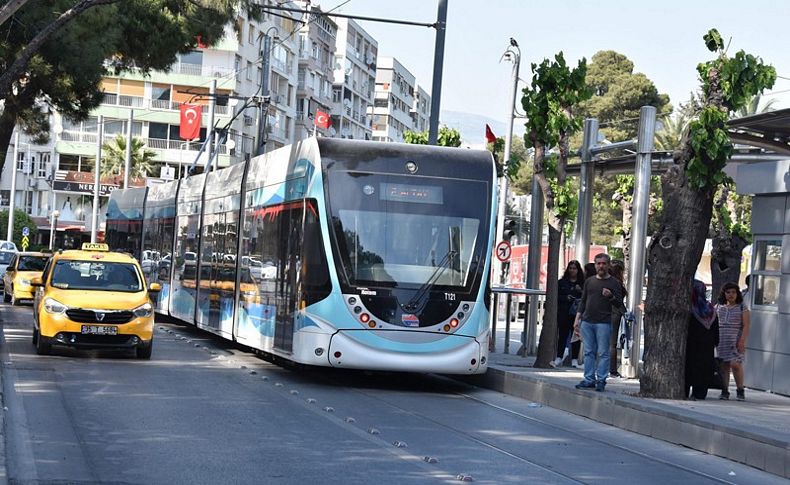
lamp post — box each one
[254,26,278,156]
[49,209,60,250]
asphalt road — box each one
[0,301,784,485]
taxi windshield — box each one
[50,260,142,292]
[18,256,48,271]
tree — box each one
[0,0,259,177]
[101,135,157,178]
[0,209,39,245]
[641,29,775,398]
[403,126,462,147]
[521,53,591,368]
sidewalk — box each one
[461,343,790,479]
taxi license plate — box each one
[81,325,118,335]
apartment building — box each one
[331,18,377,140]
[370,57,416,143]
[411,84,431,133]
[294,2,337,140]
[1,3,302,243]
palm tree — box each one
[654,112,691,151]
[735,94,776,118]
[101,135,157,178]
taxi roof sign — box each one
[82,243,109,251]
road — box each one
[0,301,783,484]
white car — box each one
[0,250,15,291]
[0,240,18,252]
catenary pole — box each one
[91,115,103,243]
[124,109,133,188]
[427,0,447,145]
[6,132,19,241]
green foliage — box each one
[687,29,776,191]
[403,126,462,147]
[580,50,671,142]
[101,135,157,178]
[544,155,578,219]
[0,209,39,245]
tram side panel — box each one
[195,163,245,339]
[170,173,205,325]
[141,181,178,314]
[105,186,147,258]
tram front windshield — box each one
[328,172,488,290]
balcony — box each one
[101,96,230,115]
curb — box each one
[0,324,8,485]
[458,366,790,479]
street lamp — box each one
[49,209,60,250]
[254,26,278,156]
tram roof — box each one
[727,107,790,155]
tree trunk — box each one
[711,232,749,299]
[640,166,714,398]
[535,214,563,368]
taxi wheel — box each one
[136,340,153,359]
[35,333,51,355]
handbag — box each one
[568,297,580,315]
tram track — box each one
[158,322,757,484]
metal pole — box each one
[6,132,19,241]
[49,210,59,250]
[522,177,544,356]
[91,114,103,243]
[256,33,273,156]
[124,109,134,188]
[427,0,447,145]
[574,118,598,266]
[208,80,217,171]
[493,40,521,286]
[625,106,656,378]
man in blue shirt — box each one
[573,253,626,392]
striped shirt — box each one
[716,303,746,363]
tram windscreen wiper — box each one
[402,250,458,314]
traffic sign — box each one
[22,226,29,237]
[21,235,29,251]
[496,240,512,262]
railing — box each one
[101,96,230,115]
[491,286,545,355]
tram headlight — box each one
[450,318,459,328]
[360,313,370,323]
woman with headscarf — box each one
[685,279,719,400]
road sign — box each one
[496,240,512,262]
[21,235,29,251]
[22,226,29,237]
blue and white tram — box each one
[106,138,497,374]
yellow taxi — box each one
[31,243,161,359]
[3,251,50,305]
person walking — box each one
[716,282,751,400]
[553,260,584,368]
[608,260,627,378]
[685,279,719,400]
[573,253,626,392]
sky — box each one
[318,0,790,124]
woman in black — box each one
[608,260,627,377]
[554,260,584,367]
[685,279,719,400]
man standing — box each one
[573,253,626,392]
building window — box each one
[246,61,253,81]
[751,237,782,307]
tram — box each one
[105,138,497,374]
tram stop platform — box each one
[458,336,790,479]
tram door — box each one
[273,202,305,353]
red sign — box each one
[505,244,608,289]
[179,104,202,140]
[314,110,331,129]
[496,241,512,262]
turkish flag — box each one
[179,104,202,140]
[314,110,331,129]
[485,124,497,144]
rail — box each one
[491,286,545,355]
